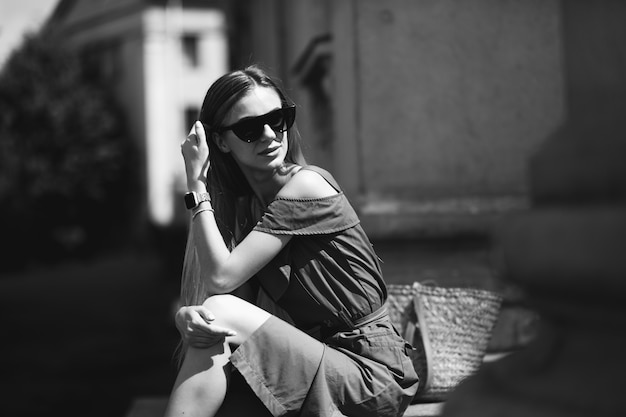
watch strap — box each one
[184,191,211,209]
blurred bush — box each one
[0,30,138,272]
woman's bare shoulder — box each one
[277,167,338,199]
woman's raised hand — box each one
[175,305,237,349]
[181,121,210,193]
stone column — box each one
[441,1,626,416]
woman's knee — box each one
[202,294,241,315]
[202,294,245,327]
[202,294,271,338]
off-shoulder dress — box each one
[226,165,419,417]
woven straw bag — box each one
[385,281,502,402]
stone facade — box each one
[441,1,626,415]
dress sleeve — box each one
[253,193,360,235]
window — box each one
[182,34,199,67]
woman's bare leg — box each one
[164,294,272,417]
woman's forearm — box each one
[190,203,240,294]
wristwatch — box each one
[184,191,211,210]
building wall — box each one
[356,0,564,199]
[330,0,565,239]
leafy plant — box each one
[0,30,137,271]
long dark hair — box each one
[198,64,306,248]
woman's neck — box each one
[242,164,301,206]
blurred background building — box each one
[45,0,229,227]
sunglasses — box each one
[216,105,296,143]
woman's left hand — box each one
[175,305,237,348]
[181,121,210,192]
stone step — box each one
[125,396,444,417]
[125,354,512,417]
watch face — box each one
[184,193,197,209]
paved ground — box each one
[0,250,182,417]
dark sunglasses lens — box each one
[266,110,285,130]
[232,121,262,143]
[283,106,296,131]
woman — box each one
[164,65,418,417]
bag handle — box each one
[404,286,434,394]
